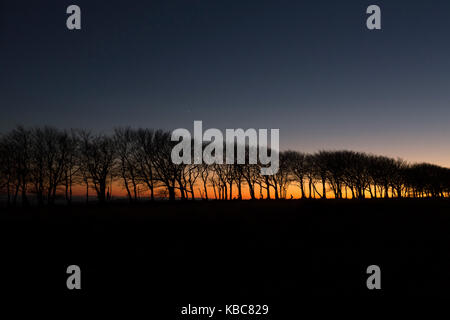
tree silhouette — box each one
[78,131,116,203]
[1,125,449,205]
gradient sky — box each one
[1,0,450,166]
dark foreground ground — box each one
[1,199,449,314]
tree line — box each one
[1,126,449,206]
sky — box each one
[1,0,450,167]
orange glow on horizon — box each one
[67,181,383,200]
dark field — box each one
[1,199,450,310]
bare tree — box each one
[198,163,211,199]
[2,127,32,206]
[27,127,72,205]
[151,130,183,201]
[63,130,80,205]
[284,151,307,199]
[133,128,159,200]
[114,128,142,202]
[78,131,116,203]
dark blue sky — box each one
[1,0,450,165]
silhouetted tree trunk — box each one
[168,186,175,201]
[321,178,326,199]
